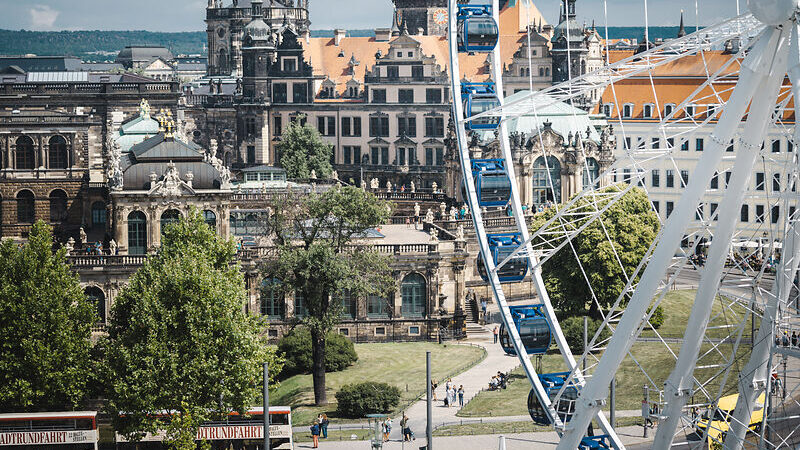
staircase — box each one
[465,297,479,323]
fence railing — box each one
[66,255,147,267]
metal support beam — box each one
[556,26,778,450]
[654,22,790,447]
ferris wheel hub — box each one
[748,0,799,25]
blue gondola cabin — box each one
[471,159,512,206]
[497,304,551,355]
[528,372,580,426]
[477,233,529,283]
[461,83,501,130]
[457,5,499,53]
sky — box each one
[0,0,743,32]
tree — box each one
[105,209,282,440]
[263,186,394,405]
[531,186,660,316]
[277,115,333,179]
[0,221,95,412]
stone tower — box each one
[391,0,449,36]
[206,0,310,77]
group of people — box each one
[776,330,799,348]
[430,378,465,408]
[308,413,329,448]
[489,371,507,391]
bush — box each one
[560,316,611,354]
[277,328,358,376]
[335,382,401,418]
[648,305,665,329]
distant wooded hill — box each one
[0,27,694,62]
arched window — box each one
[335,289,356,319]
[401,273,426,318]
[203,210,217,229]
[91,201,107,230]
[15,136,35,170]
[84,287,105,324]
[368,294,391,318]
[48,189,67,222]
[261,278,284,319]
[582,158,600,189]
[218,48,229,75]
[128,211,147,255]
[48,135,68,169]
[533,156,562,205]
[160,209,181,235]
[16,190,35,223]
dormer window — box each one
[623,103,634,118]
[685,104,696,118]
[282,57,297,72]
[664,103,675,117]
[397,52,402,58]
[706,104,718,118]
[643,103,653,118]
[602,103,614,118]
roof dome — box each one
[551,19,584,44]
[245,18,271,39]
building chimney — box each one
[375,28,391,42]
[334,29,346,46]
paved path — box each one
[295,425,653,449]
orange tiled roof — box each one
[301,3,547,98]
[596,51,794,121]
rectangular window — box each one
[341,117,351,136]
[367,294,390,318]
[741,204,749,222]
[773,173,781,191]
[339,328,350,336]
[625,137,631,150]
[666,169,675,188]
[725,171,732,186]
[436,148,444,166]
[412,65,423,80]
[327,116,336,136]
[292,83,308,103]
[398,89,414,104]
[710,203,718,221]
[353,117,362,136]
[772,205,780,224]
[408,326,421,335]
[791,206,797,219]
[710,172,718,189]
[680,170,689,187]
[247,145,256,163]
[756,172,765,191]
[727,142,734,152]
[667,137,674,149]
[381,147,389,165]
[666,201,674,217]
[386,65,399,79]
[398,116,417,137]
[373,89,386,103]
[651,137,660,149]
[426,88,442,104]
[696,138,704,151]
[374,326,386,336]
[772,139,781,153]
[369,116,390,137]
[245,117,257,136]
[397,147,406,166]
[623,168,631,183]
[353,146,361,165]
[695,204,704,221]
[371,147,379,165]
[425,117,445,137]
[273,116,282,137]
[282,57,296,72]
[317,116,326,134]
[756,204,765,223]
[273,83,287,103]
[343,146,351,164]
[652,201,659,213]
[425,148,433,166]
[681,140,689,151]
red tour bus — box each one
[116,406,293,450]
[0,411,99,450]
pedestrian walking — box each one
[493,326,499,344]
[382,417,392,442]
[792,331,798,348]
[447,386,456,408]
[320,414,329,439]
[310,421,320,448]
[401,414,415,441]
[458,385,465,407]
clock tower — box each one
[391,0,452,36]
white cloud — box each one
[29,5,59,30]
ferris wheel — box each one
[448,0,800,449]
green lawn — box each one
[272,342,486,426]
[458,290,751,418]
[640,290,753,340]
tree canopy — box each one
[104,209,282,441]
[263,186,394,405]
[277,116,333,179]
[531,186,660,316]
[0,221,95,412]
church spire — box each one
[677,10,686,38]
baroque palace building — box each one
[0,0,611,342]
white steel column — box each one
[723,21,800,450]
[490,1,621,446]
[447,0,561,427]
[556,27,780,450]
[653,22,790,448]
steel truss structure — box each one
[448,0,800,448]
